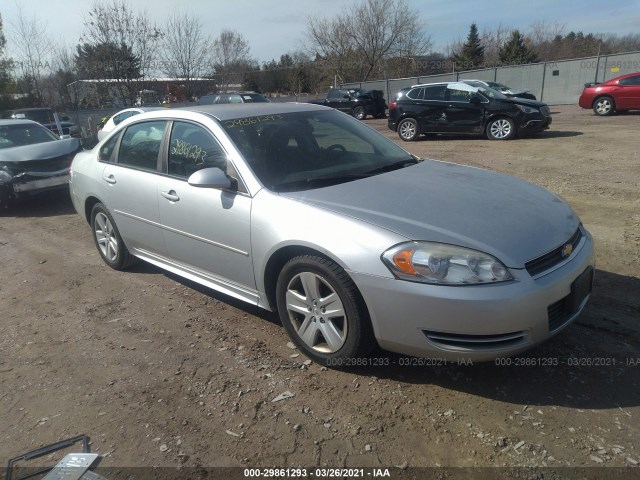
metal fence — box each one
[341,50,640,105]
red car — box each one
[579,72,640,116]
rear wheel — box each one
[91,203,137,270]
[353,106,366,120]
[486,117,515,140]
[593,96,615,116]
[397,118,419,141]
[276,255,375,366]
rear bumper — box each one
[349,229,594,361]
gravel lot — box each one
[1,105,639,476]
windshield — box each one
[220,110,416,192]
[486,81,509,90]
[477,86,509,100]
[0,123,59,149]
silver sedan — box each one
[69,103,594,364]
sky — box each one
[2,0,640,63]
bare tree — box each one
[9,3,53,105]
[306,0,430,82]
[212,29,252,91]
[481,24,511,66]
[81,0,163,106]
[162,10,212,98]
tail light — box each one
[389,101,397,110]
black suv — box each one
[309,88,387,120]
[199,92,270,105]
[388,82,551,141]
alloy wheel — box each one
[94,211,119,262]
[284,271,347,353]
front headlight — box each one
[515,104,538,114]
[382,242,513,285]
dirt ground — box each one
[1,105,639,476]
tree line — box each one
[1,0,639,111]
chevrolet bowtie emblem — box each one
[561,243,573,258]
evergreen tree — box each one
[452,23,485,70]
[0,13,13,95]
[499,30,539,65]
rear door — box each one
[100,120,169,256]
[405,85,448,132]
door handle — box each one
[102,174,116,184]
[161,190,180,202]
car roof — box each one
[0,119,42,126]
[173,102,328,121]
[409,81,479,92]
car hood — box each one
[0,138,81,163]
[500,97,546,108]
[280,161,579,268]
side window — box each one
[446,88,473,102]
[118,121,166,171]
[113,112,130,126]
[168,122,227,179]
[423,86,446,100]
[98,133,120,162]
[406,88,424,100]
[619,75,640,86]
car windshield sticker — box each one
[224,114,284,129]
[171,139,207,165]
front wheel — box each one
[397,118,419,141]
[276,255,375,366]
[352,106,366,120]
[486,117,515,140]
[593,96,615,116]
[91,203,137,270]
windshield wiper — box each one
[362,157,420,175]
[273,158,421,192]
[274,173,373,191]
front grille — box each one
[548,295,572,332]
[423,330,527,350]
[540,106,551,116]
[525,227,583,277]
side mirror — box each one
[187,167,232,190]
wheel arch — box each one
[592,94,615,108]
[262,244,366,315]
[84,196,103,224]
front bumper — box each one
[350,230,594,361]
[520,115,552,132]
[0,169,70,204]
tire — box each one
[397,118,419,141]
[276,255,375,366]
[90,203,137,270]
[486,117,516,140]
[352,106,366,120]
[593,96,615,116]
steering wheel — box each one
[326,144,346,152]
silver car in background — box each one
[69,103,594,364]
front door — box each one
[156,121,256,299]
